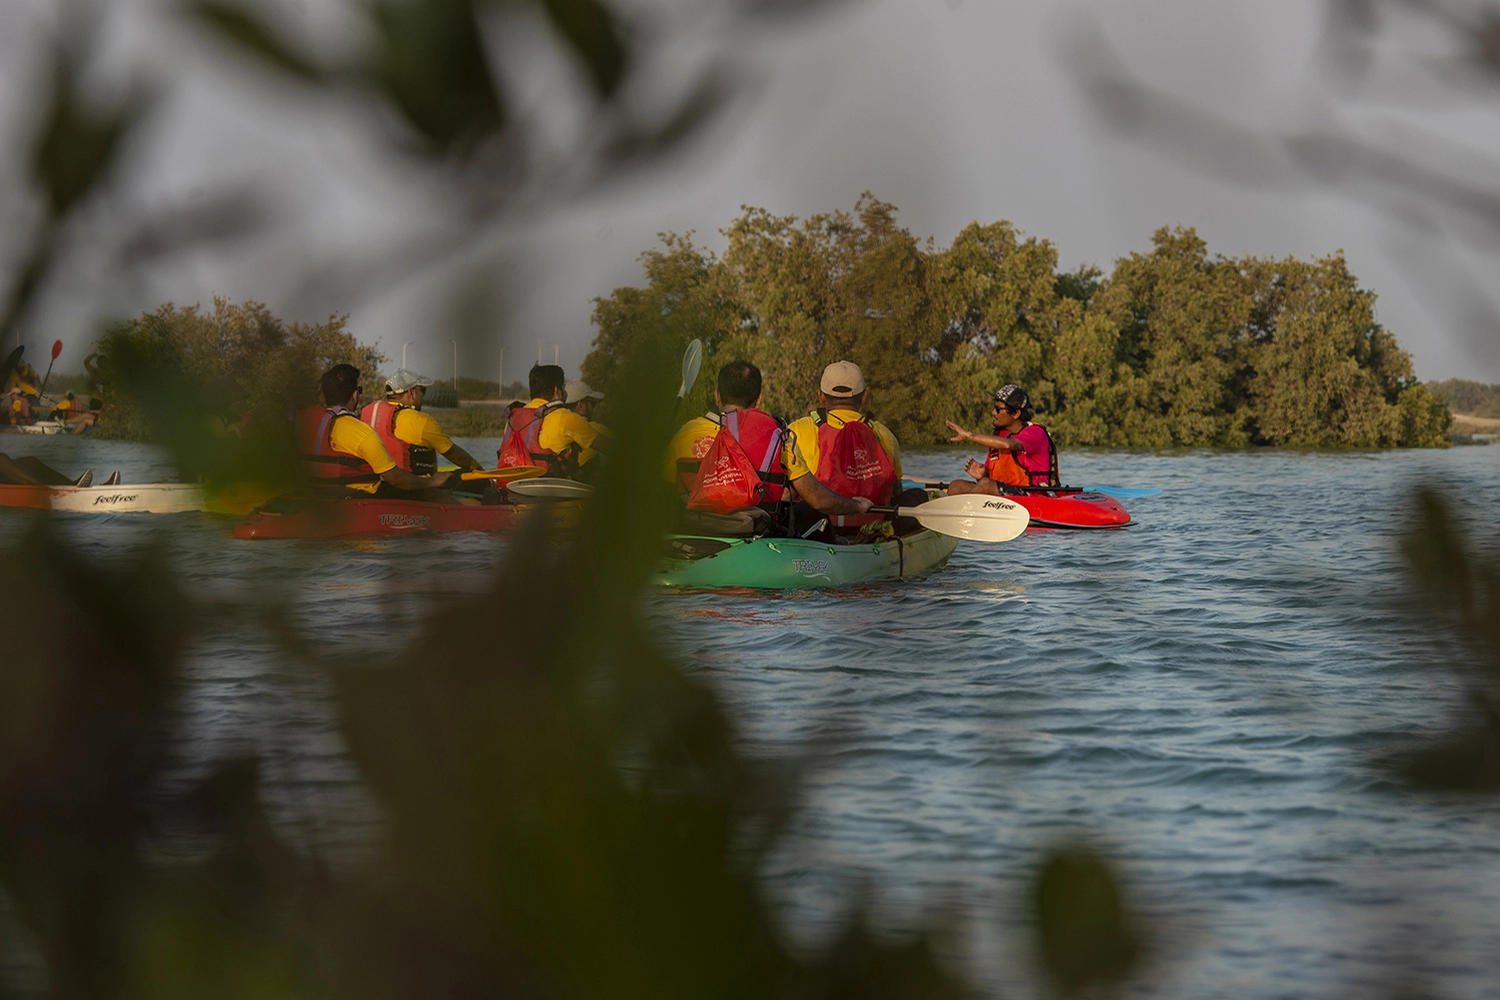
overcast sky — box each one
[7,0,1500,384]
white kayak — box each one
[9,420,71,435]
[0,481,210,513]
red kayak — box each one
[1008,487,1131,529]
[233,495,520,539]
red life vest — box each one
[814,410,897,528]
[985,423,1059,487]
[497,401,575,477]
[685,408,788,513]
[296,406,377,483]
[359,400,437,476]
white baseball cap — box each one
[565,380,603,404]
[819,360,865,395]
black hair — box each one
[321,364,360,407]
[716,360,762,408]
[529,364,566,401]
[822,391,865,410]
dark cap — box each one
[993,384,1029,409]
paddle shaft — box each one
[904,476,1157,500]
[459,466,544,481]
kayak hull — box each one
[0,482,209,513]
[1010,489,1130,529]
[9,421,70,435]
[652,528,960,589]
[232,497,521,539]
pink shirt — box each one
[1001,424,1052,477]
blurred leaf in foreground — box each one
[1031,846,1141,996]
[1396,489,1500,790]
[0,326,972,997]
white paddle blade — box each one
[906,493,1030,542]
[505,477,596,499]
[678,339,703,398]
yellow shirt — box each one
[783,409,902,483]
[392,407,455,454]
[525,398,601,465]
[664,414,720,484]
[328,412,395,494]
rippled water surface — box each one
[4,434,1499,997]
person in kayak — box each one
[497,364,605,479]
[782,360,912,534]
[565,380,606,427]
[945,383,1060,494]
[6,388,29,426]
[300,364,455,496]
[362,368,483,479]
[666,360,789,517]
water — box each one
[3,434,1499,997]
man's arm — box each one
[380,467,453,491]
[945,420,1019,452]
[442,443,481,471]
[787,473,874,516]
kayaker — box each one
[565,380,606,427]
[6,388,28,426]
[497,364,605,479]
[945,383,1060,494]
[362,368,483,478]
[0,454,91,487]
[666,360,789,513]
[782,360,910,533]
[299,364,455,496]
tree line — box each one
[582,195,1453,448]
[1428,379,1500,418]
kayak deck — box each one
[0,482,209,513]
[1008,488,1131,529]
[652,528,960,589]
[231,494,583,539]
[233,496,518,539]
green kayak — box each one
[652,528,960,589]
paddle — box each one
[869,493,1030,542]
[38,339,61,399]
[1,345,21,385]
[504,479,1029,541]
[504,477,595,499]
[458,465,545,482]
[678,338,703,398]
[902,476,1160,501]
[1079,485,1162,498]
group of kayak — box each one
[0,355,1136,587]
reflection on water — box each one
[3,434,1500,996]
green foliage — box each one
[1428,378,1500,417]
[94,297,385,443]
[584,199,1453,449]
[424,404,509,437]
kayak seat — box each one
[676,507,772,538]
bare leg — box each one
[947,478,1001,496]
[0,454,73,486]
